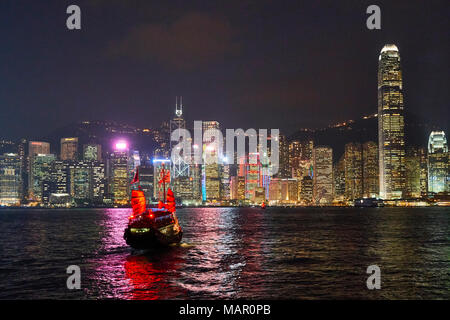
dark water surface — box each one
[0,207,449,299]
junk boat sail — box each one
[124,165,182,248]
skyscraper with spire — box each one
[170,96,188,178]
[378,44,406,199]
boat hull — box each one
[124,223,182,249]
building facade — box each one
[378,44,406,199]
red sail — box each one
[131,189,146,216]
[166,188,176,213]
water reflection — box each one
[0,207,448,299]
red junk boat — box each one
[124,165,182,248]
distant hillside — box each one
[41,120,158,157]
[289,112,435,161]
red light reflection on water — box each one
[124,253,183,300]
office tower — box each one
[108,143,130,205]
[268,178,281,203]
[300,140,314,179]
[362,141,379,198]
[245,153,262,201]
[427,131,448,194]
[17,138,27,200]
[153,159,171,200]
[344,143,363,200]
[237,176,246,202]
[0,153,22,205]
[83,144,102,161]
[278,134,290,178]
[68,160,91,201]
[418,147,428,197]
[202,121,220,144]
[90,161,106,203]
[204,162,221,202]
[28,141,50,199]
[283,179,299,204]
[190,164,202,202]
[333,155,345,202]
[289,141,302,177]
[405,147,422,198]
[221,162,231,201]
[28,141,50,156]
[300,176,313,205]
[60,137,78,160]
[378,44,406,199]
[154,121,170,159]
[253,187,266,204]
[139,165,154,203]
[170,97,189,179]
[268,178,298,204]
[202,121,221,202]
[313,146,333,205]
[50,160,70,194]
[30,153,55,201]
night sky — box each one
[0,0,448,140]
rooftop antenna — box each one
[175,95,182,118]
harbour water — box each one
[0,207,449,299]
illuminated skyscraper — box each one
[277,134,290,178]
[170,97,189,179]
[60,137,78,160]
[30,153,55,201]
[0,153,22,205]
[289,141,301,177]
[362,141,379,198]
[202,121,221,202]
[405,147,422,198]
[312,146,333,205]
[28,141,50,199]
[245,153,262,201]
[418,147,428,196]
[344,142,363,200]
[378,44,406,199]
[300,176,313,205]
[108,141,129,205]
[68,160,91,201]
[427,131,448,194]
[333,155,345,202]
[138,165,154,203]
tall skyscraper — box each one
[138,165,154,203]
[108,142,130,205]
[245,152,262,201]
[312,146,333,205]
[344,142,363,200]
[202,121,221,202]
[170,97,189,179]
[60,137,78,160]
[427,131,448,194]
[362,141,379,198]
[378,44,406,199]
[28,141,50,199]
[277,134,290,178]
[30,153,55,201]
[0,153,22,205]
[333,155,345,202]
[405,146,422,198]
[300,176,313,205]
